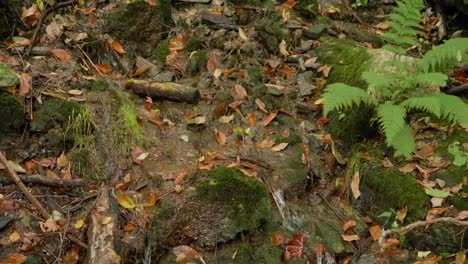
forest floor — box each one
[0,0,467,263]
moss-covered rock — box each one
[105,0,172,56]
[30,98,80,132]
[295,0,318,18]
[0,63,18,87]
[154,39,169,63]
[256,19,289,54]
[0,93,24,134]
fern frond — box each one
[384,0,423,49]
[389,124,415,157]
[377,103,407,142]
[436,93,468,124]
[415,72,447,87]
[362,72,396,89]
[400,96,441,117]
[322,83,377,116]
[382,44,407,56]
[419,38,468,73]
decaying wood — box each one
[86,185,121,264]
[0,174,86,187]
[127,79,200,103]
[0,152,49,219]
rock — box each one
[136,56,160,78]
[297,71,316,97]
[315,221,350,255]
[0,93,24,135]
[0,63,19,87]
[304,24,327,40]
[355,254,377,264]
[152,71,175,82]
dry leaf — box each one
[68,89,83,96]
[341,234,360,241]
[207,51,219,74]
[57,152,69,168]
[9,230,20,242]
[174,185,184,193]
[351,171,361,199]
[399,163,416,173]
[342,220,356,232]
[174,169,189,185]
[214,128,227,145]
[255,98,268,113]
[382,158,394,168]
[52,49,71,62]
[256,138,276,150]
[279,40,289,56]
[396,207,407,223]
[238,28,248,41]
[173,245,202,263]
[270,232,285,245]
[218,115,234,123]
[234,84,248,99]
[261,110,278,127]
[74,219,84,229]
[18,73,31,98]
[318,65,332,77]
[96,64,112,74]
[0,254,27,264]
[271,142,288,152]
[369,225,382,241]
[116,194,136,209]
[101,216,112,225]
[62,244,79,264]
[111,40,126,55]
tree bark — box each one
[127,79,200,103]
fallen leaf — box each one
[351,171,361,199]
[9,230,20,242]
[342,220,356,232]
[360,153,372,161]
[68,89,83,96]
[218,115,234,123]
[57,152,69,168]
[396,207,407,223]
[318,65,332,77]
[276,65,293,79]
[207,51,219,74]
[62,244,79,264]
[255,98,268,113]
[382,158,394,168]
[283,234,305,261]
[124,223,136,232]
[238,28,248,41]
[214,128,227,145]
[256,138,276,150]
[18,73,31,98]
[270,232,285,245]
[0,254,27,264]
[456,252,466,264]
[132,66,150,77]
[271,142,288,152]
[116,194,136,209]
[234,84,248,99]
[101,216,112,225]
[424,188,451,198]
[430,197,444,207]
[96,64,112,74]
[279,40,289,56]
[399,163,416,173]
[169,34,186,51]
[261,110,278,127]
[369,225,382,241]
[173,245,202,263]
[341,234,360,241]
[111,40,126,55]
[174,185,184,193]
[52,49,71,62]
[131,146,147,165]
[74,219,84,229]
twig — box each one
[380,217,468,243]
[266,183,286,222]
[25,0,75,57]
[0,173,86,187]
[0,151,49,219]
[75,44,104,76]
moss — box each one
[295,0,318,18]
[246,66,267,85]
[310,37,372,87]
[256,19,289,53]
[196,166,272,231]
[0,63,19,87]
[154,39,169,63]
[276,132,302,146]
[90,79,109,91]
[105,0,172,56]
[119,100,145,148]
[350,145,430,222]
[189,50,210,75]
[185,37,203,52]
[0,93,25,134]
[284,146,309,186]
[254,243,283,263]
[30,98,80,132]
[152,200,175,247]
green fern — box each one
[377,103,406,142]
[418,38,468,73]
[436,94,468,124]
[389,124,415,157]
[322,83,377,116]
[401,96,442,117]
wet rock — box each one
[0,63,18,87]
[304,24,327,40]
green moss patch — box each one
[0,93,25,134]
[30,98,80,132]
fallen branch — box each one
[380,216,468,243]
[0,152,49,219]
[0,174,86,187]
[126,79,200,103]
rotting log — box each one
[0,174,86,187]
[126,79,200,103]
[86,185,121,264]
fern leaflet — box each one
[419,38,468,73]
[377,103,406,142]
[322,83,377,116]
[389,124,415,157]
[400,96,441,117]
[436,94,468,124]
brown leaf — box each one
[18,73,31,98]
[256,138,276,150]
[57,152,69,168]
[0,254,27,264]
[318,65,332,77]
[174,169,189,185]
[169,34,186,51]
[111,40,126,55]
[351,171,361,199]
[283,234,305,261]
[173,245,201,263]
[381,238,400,249]
[270,232,285,245]
[51,49,71,63]
[415,144,435,158]
[360,153,372,161]
[207,51,219,74]
[396,207,407,223]
[261,110,278,127]
[131,146,148,165]
[399,163,416,173]
[342,220,356,232]
[271,142,288,152]
[174,185,184,193]
[369,225,382,241]
[62,244,79,264]
[341,234,360,241]
[96,64,112,74]
[276,65,293,79]
[234,84,248,99]
[255,98,268,113]
[382,158,394,168]
[279,40,289,56]
[132,66,150,77]
[214,128,227,145]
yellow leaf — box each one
[101,216,112,225]
[116,194,136,209]
[74,219,85,229]
[9,230,20,242]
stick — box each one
[126,79,200,103]
[0,152,49,219]
[0,174,86,187]
[381,217,468,240]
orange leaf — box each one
[169,34,186,51]
[342,220,356,232]
[341,234,359,241]
[124,223,136,232]
[256,138,276,150]
[360,153,372,161]
[173,245,201,262]
[116,194,136,209]
[51,49,71,63]
[174,169,189,185]
[261,110,278,127]
[270,232,285,245]
[369,225,382,241]
[96,64,112,74]
[214,128,227,145]
[111,40,126,55]
[396,207,407,223]
[276,65,293,79]
[18,73,31,98]
[255,98,268,113]
[62,244,79,264]
[174,185,184,193]
[0,254,27,264]
[132,66,150,77]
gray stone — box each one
[297,71,316,97]
[0,63,18,87]
[152,71,175,82]
[315,221,349,254]
[136,56,160,78]
[304,24,327,40]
